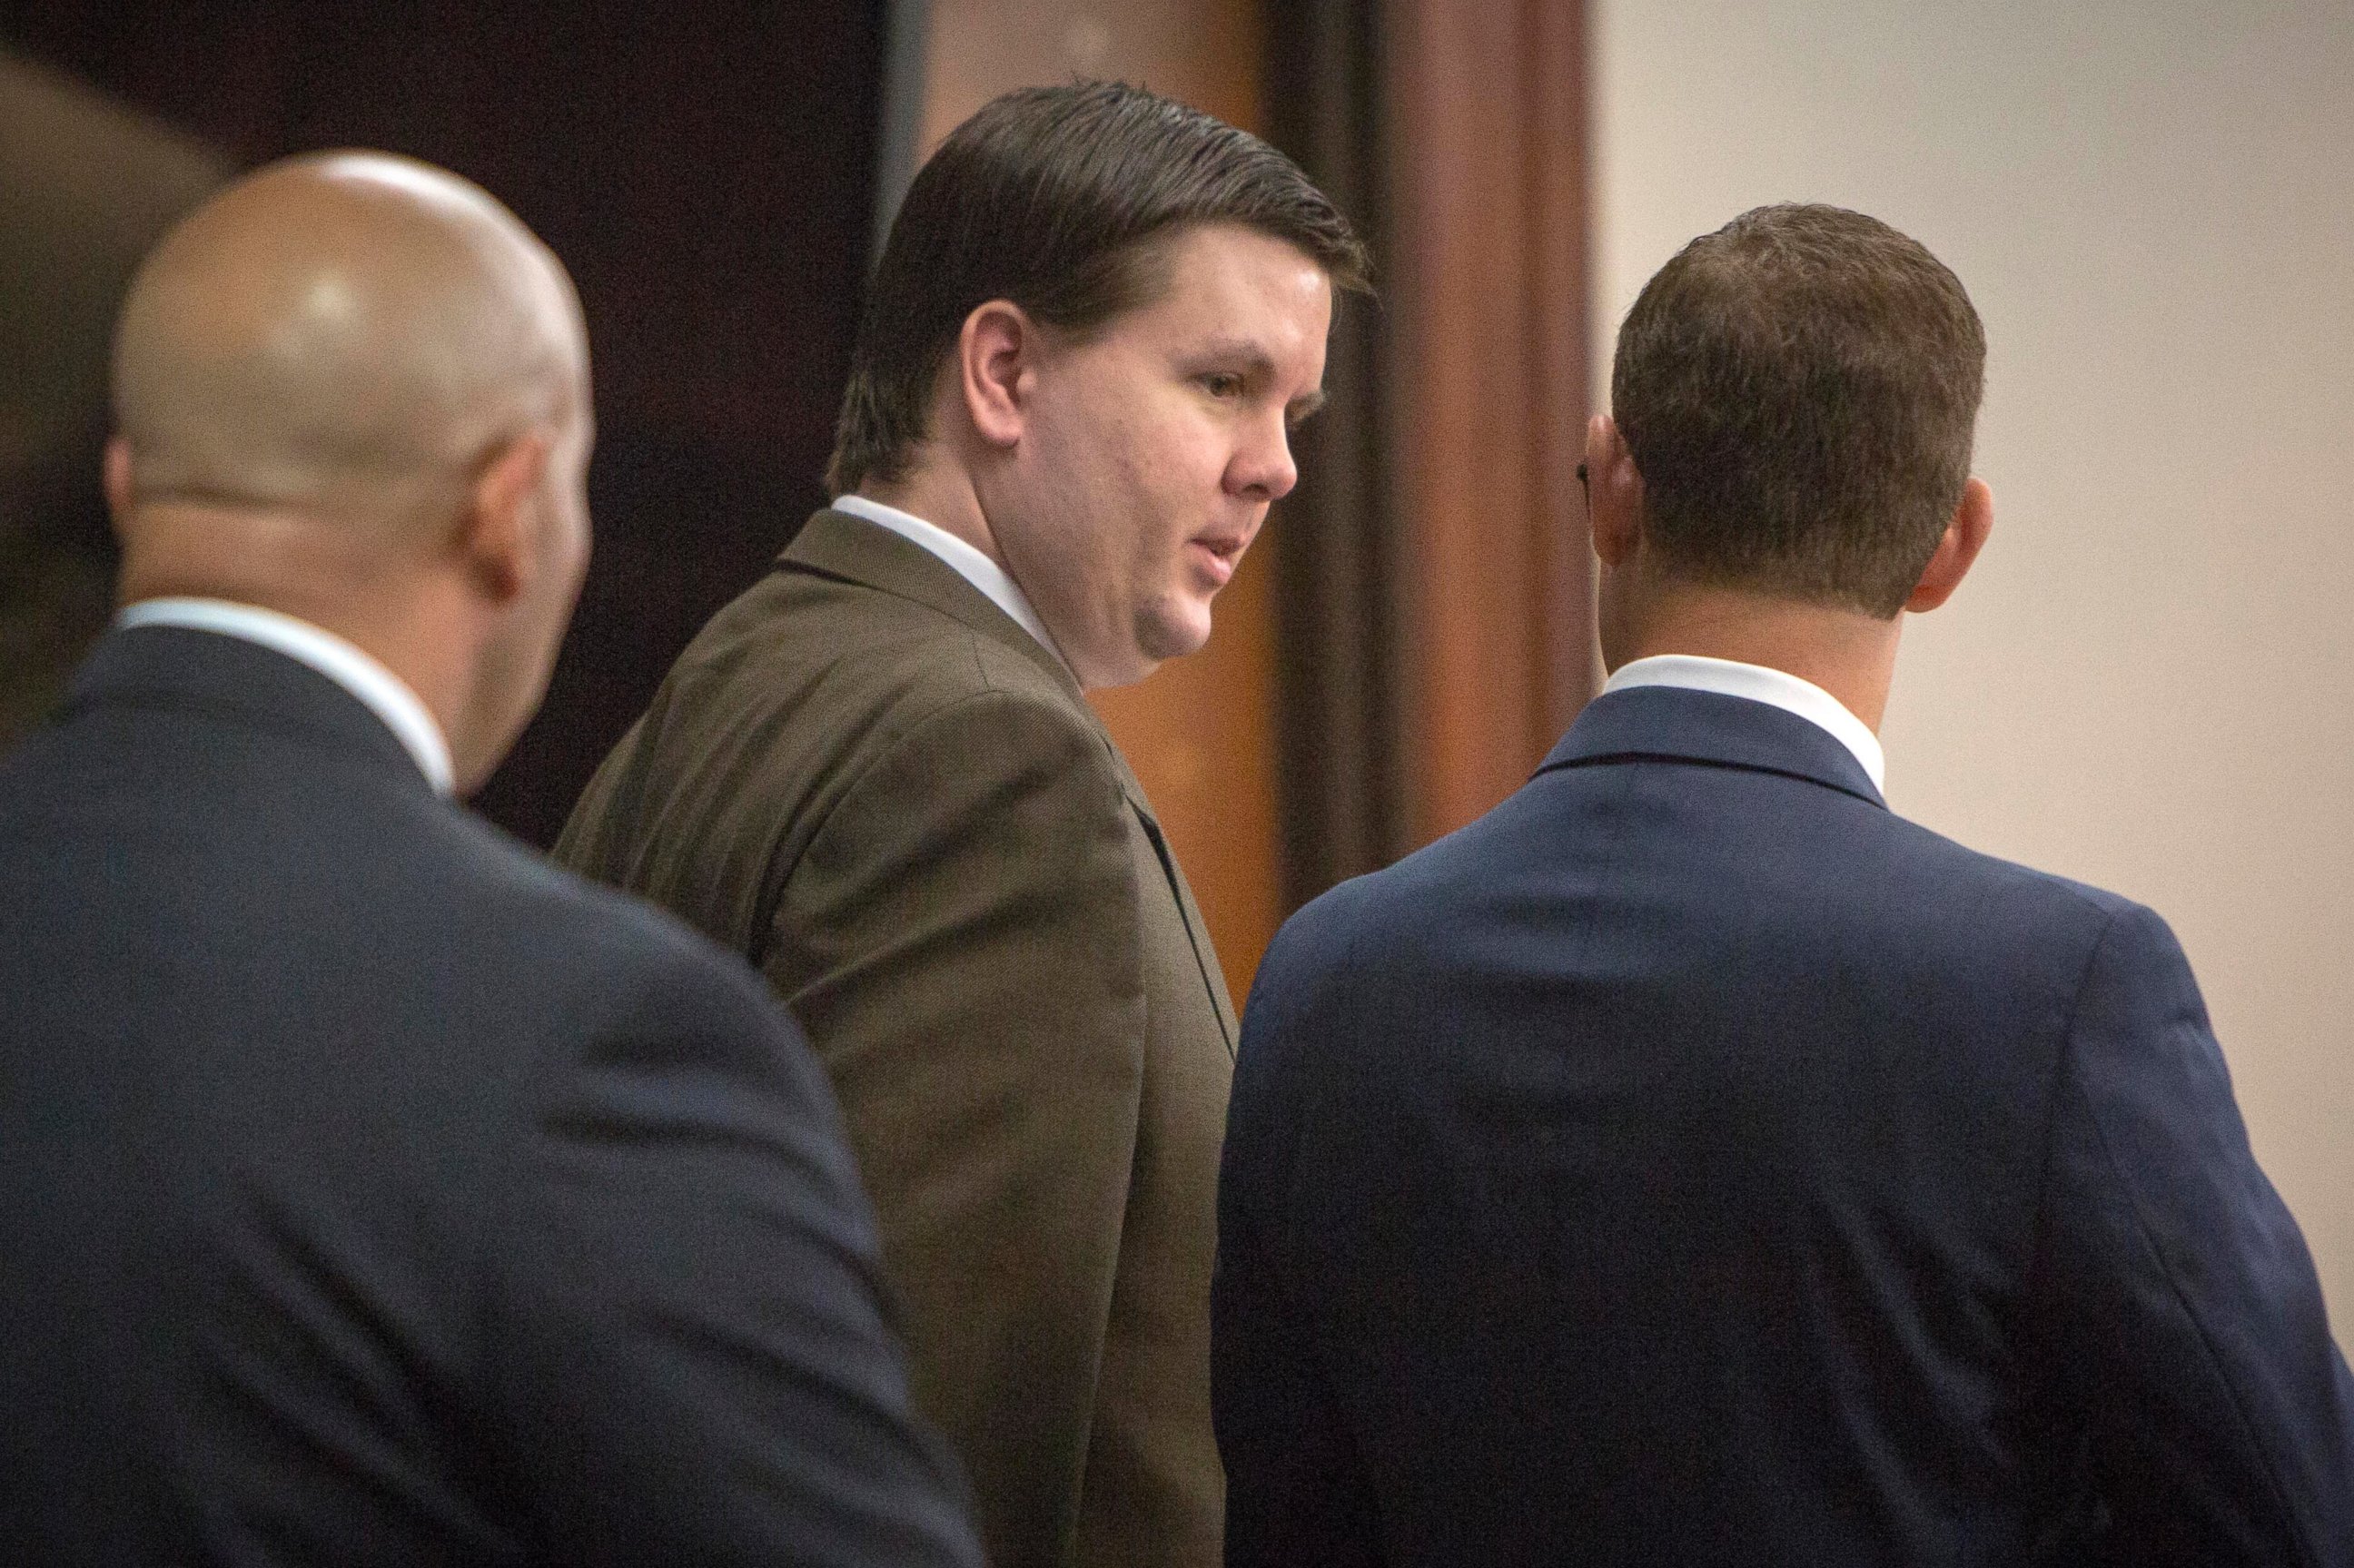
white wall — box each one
[1594,0,2354,1342]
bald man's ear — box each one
[460,432,552,601]
[959,301,1037,450]
[1905,478,1993,614]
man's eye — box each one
[1201,373,1243,399]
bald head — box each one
[113,151,586,529]
[106,152,598,793]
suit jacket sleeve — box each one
[489,939,984,1568]
[765,685,1149,1568]
[2033,901,2354,1565]
[1213,912,1385,1568]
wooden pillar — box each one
[1385,0,1598,844]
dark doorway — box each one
[4,1,888,844]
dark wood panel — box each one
[0,50,230,745]
[3,2,889,845]
[1261,0,1404,897]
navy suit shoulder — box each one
[1218,685,2352,1568]
[0,627,981,1568]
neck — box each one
[1613,579,1902,731]
[118,508,484,762]
[857,460,1013,576]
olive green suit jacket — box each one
[555,509,1236,1568]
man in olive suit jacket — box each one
[557,83,1364,1568]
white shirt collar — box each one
[829,494,1069,672]
[1602,653,1885,792]
[115,597,457,795]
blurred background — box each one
[4,0,2347,1346]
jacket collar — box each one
[60,624,434,794]
[780,509,1167,818]
[782,508,1083,704]
[1536,684,1888,808]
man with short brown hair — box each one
[1217,203,2354,1565]
[558,81,1365,1568]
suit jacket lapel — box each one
[1537,685,1888,808]
[1065,686,1239,1052]
[1133,805,1240,1053]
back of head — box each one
[108,151,594,788]
[1611,203,1984,617]
[112,150,585,537]
[826,79,1368,495]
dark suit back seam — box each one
[2056,912,2318,1562]
[2013,902,2131,1522]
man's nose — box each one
[1229,411,1299,503]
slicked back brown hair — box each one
[1610,203,1985,616]
[826,80,1368,496]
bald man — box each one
[0,153,981,1568]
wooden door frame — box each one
[1264,0,1597,898]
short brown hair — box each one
[826,80,1369,496]
[1610,203,1985,616]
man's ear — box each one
[459,430,551,603]
[1585,414,1646,567]
[1905,477,1993,613]
[958,300,1036,450]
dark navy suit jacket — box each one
[1217,684,2354,1566]
[0,626,983,1567]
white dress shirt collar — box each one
[116,597,456,795]
[1602,653,1885,793]
[829,494,1069,672]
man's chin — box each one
[1135,603,1213,666]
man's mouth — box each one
[1189,532,1247,587]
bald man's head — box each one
[112,150,586,529]
[107,151,596,792]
